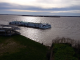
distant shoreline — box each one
[0,14,80,17]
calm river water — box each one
[0,15,80,46]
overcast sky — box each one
[0,0,80,16]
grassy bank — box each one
[52,43,78,60]
[0,35,48,60]
[74,45,80,60]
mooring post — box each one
[5,30,6,36]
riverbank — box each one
[49,37,80,60]
[51,43,78,60]
[0,14,80,17]
[0,35,80,60]
[0,35,48,60]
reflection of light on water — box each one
[20,27,43,42]
[26,28,42,42]
[23,17,41,23]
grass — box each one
[74,46,80,60]
[52,43,78,60]
[0,35,48,60]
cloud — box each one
[50,10,80,13]
[0,0,80,8]
[0,1,80,16]
[6,9,80,14]
[0,2,80,15]
[0,2,80,11]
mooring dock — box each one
[0,24,20,36]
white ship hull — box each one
[9,21,51,29]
